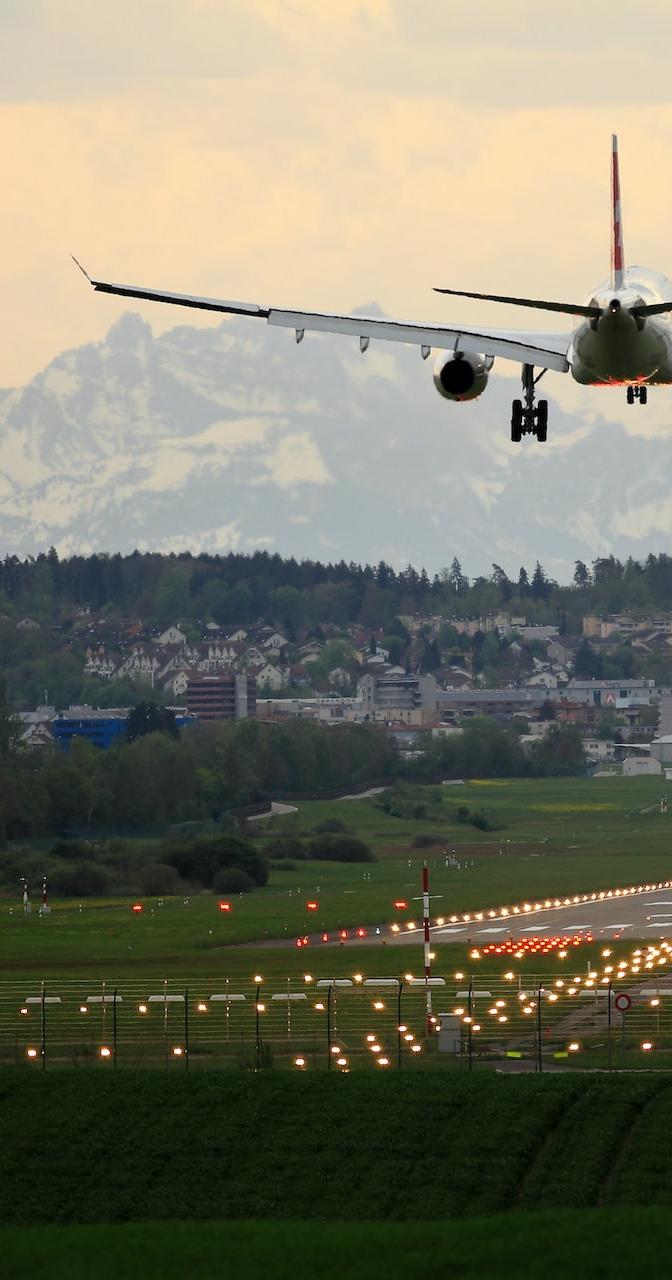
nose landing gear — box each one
[511,363,548,443]
[627,385,648,405]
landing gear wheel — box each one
[640,386,648,405]
[511,365,550,441]
[511,400,523,442]
[627,386,635,405]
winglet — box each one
[611,134,625,290]
[71,254,92,283]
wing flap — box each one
[268,308,569,371]
[81,269,570,372]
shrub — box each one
[469,811,492,831]
[50,839,96,861]
[212,866,256,894]
[411,834,443,848]
[48,862,112,897]
[452,805,498,832]
[163,835,269,888]
[307,835,375,863]
[265,836,308,860]
[313,818,348,834]
[135,862,186,895]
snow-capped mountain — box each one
[0,309,670,580]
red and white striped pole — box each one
[422,862,432,1025]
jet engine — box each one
[433,351,492,401]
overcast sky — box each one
[4,0,672,391]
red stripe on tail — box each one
[611,134,625,289]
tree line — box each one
[0,713,398,844]
[0,695,586,849]
[3,548,672,634]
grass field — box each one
[5,778,672,1271]
[3,1070,672,1224]
[3,1210,672,1279]
[3,776,672,979]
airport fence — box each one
[3,969,672,1072]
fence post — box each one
[41,981,46,1071]
[163,978,168,1067]
[537,985,543,1074]
[255,983,261,1071]
[397,980,403,1070]
[468,979,473,1073]
[184,986,189,1072]
[607,982,612,1072]
[113,987,118,1069]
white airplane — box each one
[75,136,672,444]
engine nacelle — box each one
[433,351,491,402]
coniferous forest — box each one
[1,548,672,633]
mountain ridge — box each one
[0,310,670,578]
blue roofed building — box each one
[52,705,195,749]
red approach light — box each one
[357,928,366,938]
[321,932,329,943]
[340,930,348,940]
[306,901,319,911]
[296,938,304,948]
[131,903,143,913]
[218,902,232,913]
[394,900,408,910]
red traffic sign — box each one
[614,993,632,1012]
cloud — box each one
[3,0,672,412]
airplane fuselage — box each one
[570,267,672,385]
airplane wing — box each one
[73,261,571,372]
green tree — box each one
[574,560,591,588]
[531,726,586,775]
[126,702,179,743]
[574,641,603,679]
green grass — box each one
[3,1210,672,1279]
[3,1071,672,1225]
[4,776,672,978]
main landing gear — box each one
[626,385,648,405]
[511,364,548,443]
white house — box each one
[256,663,288,691]
[263,632,289,650]
[156,625,186,647]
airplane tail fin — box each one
[611,134,625,290]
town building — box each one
[358,672,437,715]
[51,705,195,749]
[436,688,547,720]
[185,674,256,721]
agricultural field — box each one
[3,1210,672,1279]
[3,1071,672,1222]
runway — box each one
[393,884,672,946]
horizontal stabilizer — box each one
[433,286,600,318]
[630,300,672,318]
